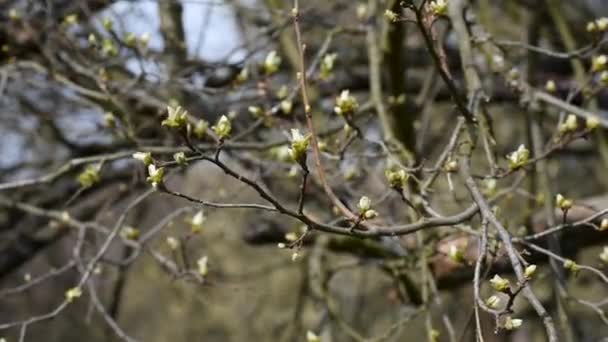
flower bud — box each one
[102,18,113,30]
[504,316,523,330]
[524,264,537,279]
[489,274,510,292]
[139,32,151,48]
[555,193,573,211]
[385,169,409,188]
[363,209,378,219]
[162,105,188,129]
[600,246,608,263]
[103,112,116,128]
[190,210,205,234]
[600,218,608,231]
[88,33,98,47]
[166,236,180,250]
[124,32,137,47]
[559,114,578,133]
[197,256,208,276]
[384,10,398,22]
[545,80,557,93]
[334,90,358,116]
[507,144,529,170]
[288,129,310,163]
[320,53,338,80]
[592,55,608,72]
[146,165,165,187]
[586,116,600,130]
[563,259,580,273]
[429,0,447,16]
[358,196,372,212]
[173,152,187,166]
[263,50,281,75]
[444,159,459,173]
[235,67,249,84]
[280,100,293,115]
[121,226,140,241]
[64,14,78,26]
[65,287,82,303]
[213,115,232,139]
[291,252,300,262]
[133,152,153,166]
[77,165,100,188]
[306,331,321,342]
[485,295,500,309]
[448,245,464,263]
[194,119,209,139]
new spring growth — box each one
[444,159,458,173]
[263,50,281,75]
[288,129,310,164]
[166,236,179,250]
[524,264,537,279]
[504,317,523,330]
[139,33,151,48]
[280,100,293,115]
[600,247,608,263]
[124,32,136,47]
[559,114,578,134]
[385,168,409,189]
[306,331,321,342]
[320,53,338,79]
[146,165,165,188]
[601,71,608,86]
[429,0,448,16]
[162,105,188,129]
[64,14,78,26]
[174,152,187,166]
[190,210,205,234]
[235,67,249,84]
[507,144,530,170]
[555,193,573,211]
[483,178,497,196]
[563,259,580,273]
[587,18,608,33]
[291,251,300,262]
[88,33,97,47]
[356,4,368,20]
[600,218,608,231]
[193,119,209,139]
[102,39,118,57]
[545,80,557,93]
[102,18,113,30]
[489,274,510,293]
[358,196,378,219]
[334,90,358,116]
[248,106,263,118]
[121,226,140,241]
[592,55,608,72]
[485,295,500,309]
[9,8,20,21]
[103,112,116,128]
[587,116,600,130]
[430,329,440,342]
[65,287,82,303]
[213,115,232,139]
[448,245,464,263]
[270,145,291,162]
[197,256,208,276]
[384,10,399,22]
[133,152,153,166]
[77,165,100,188]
